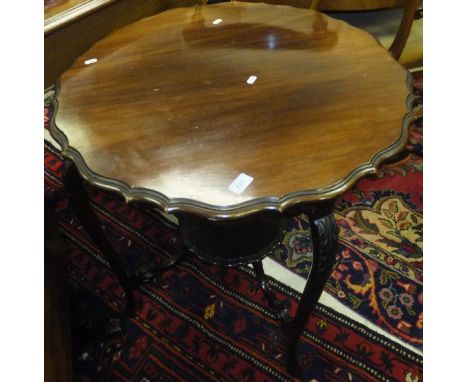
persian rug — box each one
[44,76,422,380]
[271,76,423,350]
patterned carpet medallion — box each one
[44,77,422,381]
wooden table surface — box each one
[52,2,413,218]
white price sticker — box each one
[228,173,254,194]
[84,58,98,65]
[246,75,257,85]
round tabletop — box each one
[51,2,413,218]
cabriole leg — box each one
[284,206,338,377]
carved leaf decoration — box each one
[378,218,394,229]
[353,210,379,234]
[389,200,399,213]
[411,213,418,224]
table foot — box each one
[63,160,136,315]
[284,206,338,376]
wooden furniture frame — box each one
[46,2,414,376]
[222,0,422,62]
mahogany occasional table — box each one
[48,2,414,376]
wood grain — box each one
[52,2,412,218]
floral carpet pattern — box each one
[271,76,423,349]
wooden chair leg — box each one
[389,0,419,60]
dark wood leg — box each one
[62,159,136,315]
[252,261,289,322]
[283,205,338,377]
[45,201,74,382]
